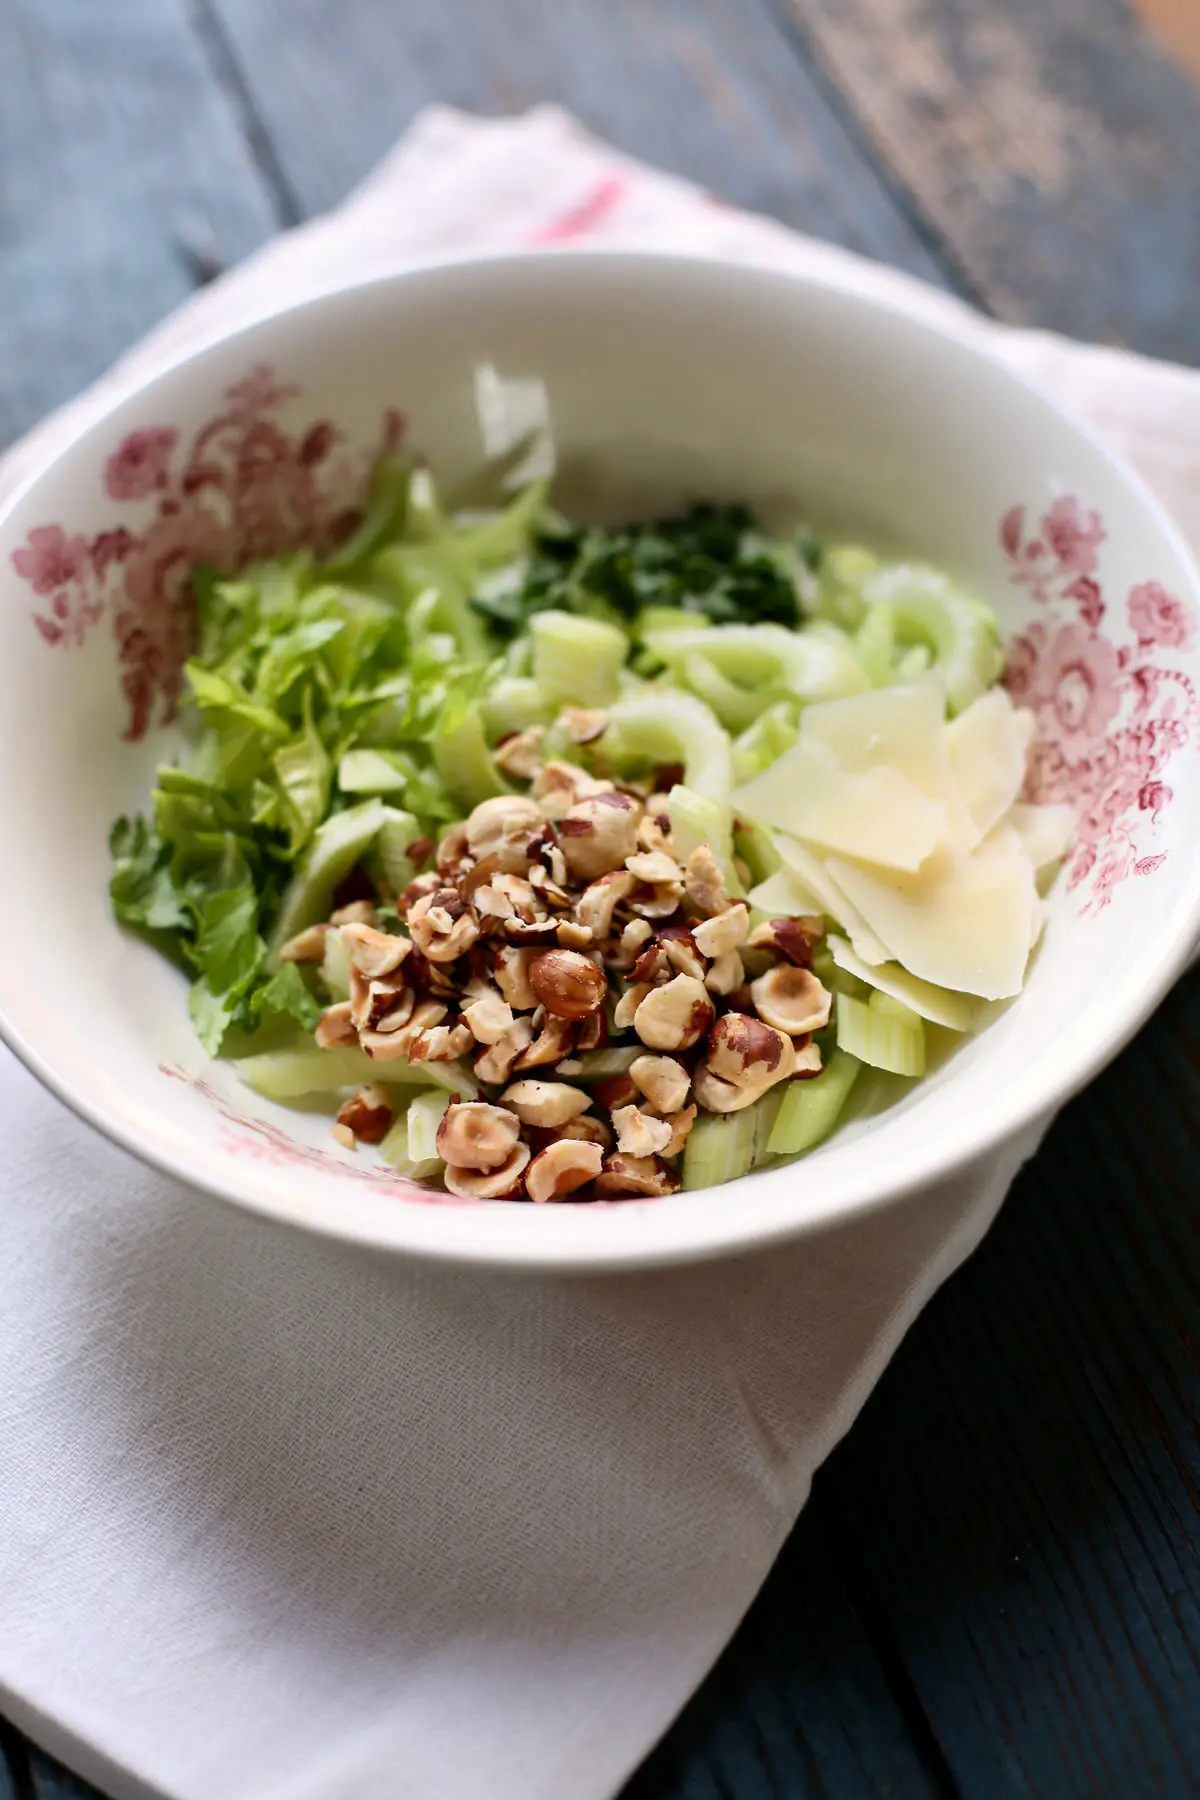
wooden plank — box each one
[779,0,1200,360]
[196,0,957,286]
[815,972,1200,1799]
[0,1720,26,1800]
[27,1749,95,1800]
[622,1506,948,1800]
[0,0,283,450]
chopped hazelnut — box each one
[683,844,727,917]
[407,890,481,962]
[500,1080,593,1128]
[794,1039,823,1077]
[660,1103,697,1157]
[626,849,684,885]
[609,916,654,970]
[745,917,821,968]
[465,794,546,871]
[435,822,472,876]
[330,899,378,928]
[462,991,516,1045]
[493,726,546,781]
[705,950,745,996]
[396,872,441,918]
[632,975,714,1052]
[660,928,706,983]
[437,1101,522,1170]
[558,1114,613,1148]
[443,1142,531,1200]
[492,946,540,1010]
[315,1001,357,1049]
[340,922,411,980]
[703,1012,797,1096]
[558,706,609,745]
[528,948,607,1020]
[556,918,594,950]
[576,870,635,939]
[278,923,329,963]
[559,791,641,881]
[592,1072,639,1112]
[473,1016,537,1084]
[692,903,749,959]
[526,1138,604,1203]
[501,918,560,948]
[612,1105,675,1158]
[350,970,412,1035]
[361,998,447,1061]
[532,760,615,820]
[331,1122,357,1150]
[750,965,832,1036]
[407,1021,475,1062]
[336,1083,393,1144]
[593,1154,680,1197]
[630,1054,690,1114]
[613,981,654,1030]
[513,1013,577,1069]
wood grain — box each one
[623,1506,947,1800]
[0,0,282,449]
[197,0,957,285]
[781,0,1200,360]
[816,970,1200,1798]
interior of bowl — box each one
[1,253,1198,1271]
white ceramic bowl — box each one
[2,253,1199,1271]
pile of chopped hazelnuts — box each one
[281,730,833,1202]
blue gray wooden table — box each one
[3,3,1200,1795]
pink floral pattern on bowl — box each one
[1002,495,1197,913]
[158,1064,472,1205]
[11,365,404,740]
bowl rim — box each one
[3,247,1200,1273]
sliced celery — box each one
[268,798,390,955]
[814,545,880,630]
[233,1047,478,1102]
[733,820,782,888]
[606,691,733,801]
[835,992,926,1077]
[573,1047,643,1080]
[732,702,799,784]
[681,1107,758,1191]
[481,675,549,738]
[854,600,896,688]
[369,808,422,898]
[825,932,976,1032]
[432,704,507,809]
[751,1088,786,1166]
[379,1115,440,1179]
[321,454,410,573]
[406,1088,451,1164]
[337,748,411,795]
[862,565,1003,715]
[767,1049,863,1155]
[530,610,628,709]
[869,990,924,1029]
[319,928,352,1002]
[668,784,737,885]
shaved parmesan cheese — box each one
[773,834,892,966]
[944,689,1033,840]
[747,869,824,917]
[826,933,977,1031]
[734,744,949,872]
[1007,802,1075,872]
[800,680,978,851]
[825,848,1037,1000]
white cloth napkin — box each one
[1,107,1197,1800]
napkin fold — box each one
[0,107,1195,1800]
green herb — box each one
[471,503,802,637]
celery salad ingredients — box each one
[108,457,1072,1201]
